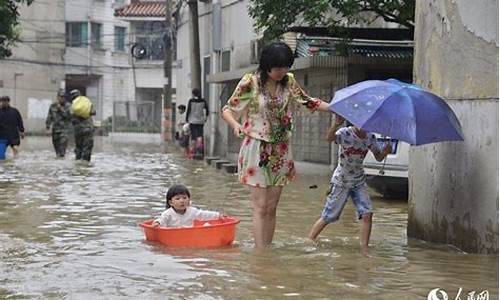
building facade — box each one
[65,0,134,126]
[115,0,178,134]
[0,0,138,133]
[0,0,66,132]
[175,0,413,165]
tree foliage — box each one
[248,0,414,41]
[0,0,34,58]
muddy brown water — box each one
[0,137,497,299]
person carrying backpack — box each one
[70,89,96,162]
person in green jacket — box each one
[46,90,72,157]
[70,89,96,162]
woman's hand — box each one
[222,109,244,138]
[233,124,244,138]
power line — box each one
[1,56,165,72]
[19,21,169,42]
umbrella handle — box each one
[378,137,390,175]
[378,139,390,176]
[379,156,387,175]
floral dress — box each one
[222,73,320,187]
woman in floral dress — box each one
[221,42,333,248]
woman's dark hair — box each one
[258,42,294,87]
[165,184,190,208]
[177,104,186,111]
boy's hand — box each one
[382,143,393,156]
[152,221,160,228]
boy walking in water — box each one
[308,113,392,256]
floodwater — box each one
[0,136,497,300]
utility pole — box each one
[188,0,201,91]
[162,0,173,142]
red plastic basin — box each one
[140,216,240,248]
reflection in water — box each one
[0,136,497,299]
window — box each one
[221,50,230,71]
[66,22,88,47]
[134,21,165,61]
[91,23,103,49]
[135,36,165,60]
[115,26,126,51]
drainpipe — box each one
[187,0,202,90]
[87,17,91,76]
[209,0,222,156]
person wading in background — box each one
[46,90,72,158]
[0,96,25,157]
[70,89,96,163]
[186,88,208,159]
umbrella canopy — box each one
[329,79,464,145]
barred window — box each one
[66,22,88,47]
[115,26,126,51]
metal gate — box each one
[112,101,159,133]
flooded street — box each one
[0,136,497,299]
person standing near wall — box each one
[186,88,209,159]
[46,90,72,158]
[70,89,96,163]
[0,96,25,157]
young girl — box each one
[152,184,220,228]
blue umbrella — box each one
[328,79,464,145]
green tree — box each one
[0,0,34,58]
[248,0,414,41]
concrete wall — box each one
[0,0,66,132]
[409,0,498,253]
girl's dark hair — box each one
[165,184,190,208]
[258,42,294,87]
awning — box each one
[114,1,167,18]
[296,36,413,59]
[207,65,257,83]
[207,56,348,83]
[207,37,413,84]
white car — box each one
[364,136,409,198]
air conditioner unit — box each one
[249,40,261,64]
